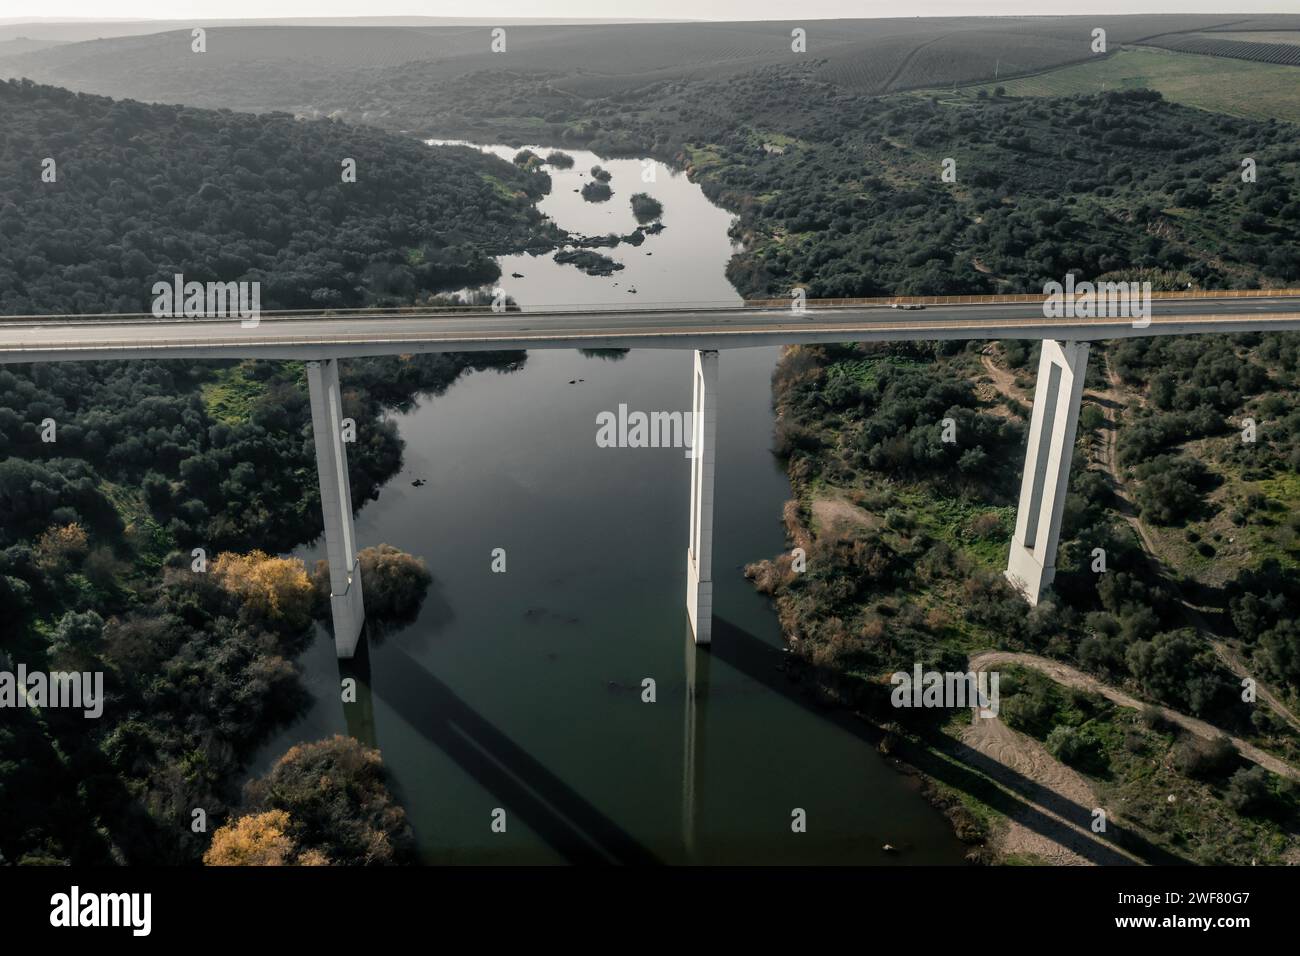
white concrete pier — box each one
[1005,340,1091,605]
[686,349,718,644]
[306,359,366,657]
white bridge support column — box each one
[686,349,719,645]
[306,359,366,658]
[1005,339,1090,605]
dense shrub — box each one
[240,736,414,865]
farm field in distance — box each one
[1147,31,1300,67]
[1,14,1291,113]
[1184,31,1300,45]
[962,47,1300,124]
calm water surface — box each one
[251,144,966,864]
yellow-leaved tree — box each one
[34,522,89,571]
[203,810,329,866]
[211,550,315,630]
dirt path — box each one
[1096,367,1166,559]
[881,32,954,92]
[958,701,1140,865]
[979,345,1030,406]
[972,650,1300,782]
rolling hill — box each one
[0,37,67,56]
[4,15,1295,118]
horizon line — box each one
[2,11,1285,26]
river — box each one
[250,145,967,864]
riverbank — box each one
[744,341,1300,865]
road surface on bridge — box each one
[2,294,1299,363]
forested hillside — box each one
[212,62,1299,298]
[0,80,548,865]
[702,87,1300,296]
[415,70,1300,297]
[0,79,557,315]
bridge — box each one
[4,290,1299,656]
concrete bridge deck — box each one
[2,293,1299,363]
[5,291,1298,655]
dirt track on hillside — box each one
[957,698,1136,865]
[972,650,1300,782]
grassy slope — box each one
[1137,437,1300,586]
[199,362,271,427]
[961,46,1300,124]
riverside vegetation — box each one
[743,335,1300,863]
[0,81,548,865]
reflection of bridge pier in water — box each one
[338,634,378,750]
[681,627,710,861]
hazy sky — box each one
[7,2,1295,22]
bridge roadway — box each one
[6,291,1298,653]
[2,294,1300,363]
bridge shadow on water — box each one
[707,616,1190,867]
[333,613,1187,866]
[340,637,660,865]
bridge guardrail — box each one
[745,288,1300,308]
[11,311,1300,357]
[3,289,1300,326]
